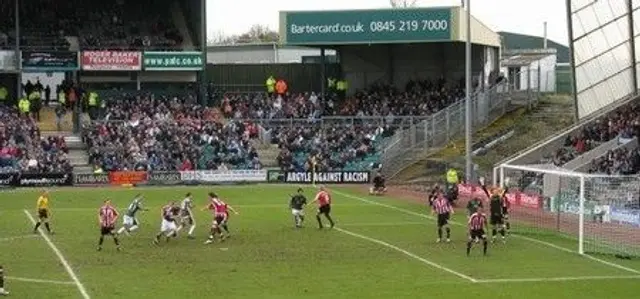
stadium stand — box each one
[0,0,183,50]
[272,124,390,172]
[0,106,71,173]
[78,0,183,50]
[0,0,70,50]
[82,95,261,172]
[222,80,464,119]
[587,147,640,175]
[541,102,640,167]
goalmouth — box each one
[495,163,640,258]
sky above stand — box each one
[207,0,568,45]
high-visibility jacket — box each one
[446,169,458,185]
[58,91,66,105]
[28,91,40,101]
[275,80,287,94]
[18,98,30,113]
[0,86,7,101]
[88,92,98,106]
[266,76,276,93]
[327,78,336,89]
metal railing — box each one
[380,72,540,179]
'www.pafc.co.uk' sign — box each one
[280,8,451,45]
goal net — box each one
[497,163,640,258]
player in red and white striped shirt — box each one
[431,192,453,243]
[467,208,488,256]
[203,193,239,244]
[97,200,121,251]
[310,185,335,229]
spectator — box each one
[84,94,260,171]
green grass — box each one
[1,185,639,299]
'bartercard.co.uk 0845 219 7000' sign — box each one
[281,8,451,45]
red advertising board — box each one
[81,51,141,71]
[108,171,148,185]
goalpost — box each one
[496,163,640,258]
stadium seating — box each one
[587,147,640,175]
[540,102,640,168]
[0,0,70,50]
[77,0,183,50]
[272,125,388,172]
[0,0,184,50]
[221,80,464,119]
[82,95,260,172]
[0,106,71,173]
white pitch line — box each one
[477,275,640,283]
[0,234,40,242]
[331,189,640,276]
[6,276,76,285]
[334,226,477,283]
[23,210,91,299]
[515,234,640,275]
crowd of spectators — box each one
[0,0,184,50]
[273,124,393,172]
[83,95,260,172]
[220,79,464,120]
[542,103,640,168]
[78,0,183,50]
[218,79,463,171]
[587,147,640,175]
[0,106,71,173]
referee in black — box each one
[289,188,307,228]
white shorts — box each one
[123,215,138,226]
[161,219,177,232]
[291,209,304,216]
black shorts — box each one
[469,229,486,240]
[214,215,226,226]
[38,209,49,219]
[437,213,450,227]
[318,205,331,215]
[100,226,115,235]
[502,207,509,218]
[490,214,504,226]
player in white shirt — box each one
[176,193,196,239]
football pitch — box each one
[1,185,640,299]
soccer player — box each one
[290,188,307,228]
[310,185,334,229]
[480,178,508,243]
[0,265,8,296]
[154,201,179,245]
[467,208,489,256]
[117,194,148,236]
[98,200,121,251]
[427,184,442,207]
[431,191,453,243]
[176,193,196,239]
[369,172,387,195]
[33,190,53,234]
[466,197,483,217]
[204,193,239,244]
